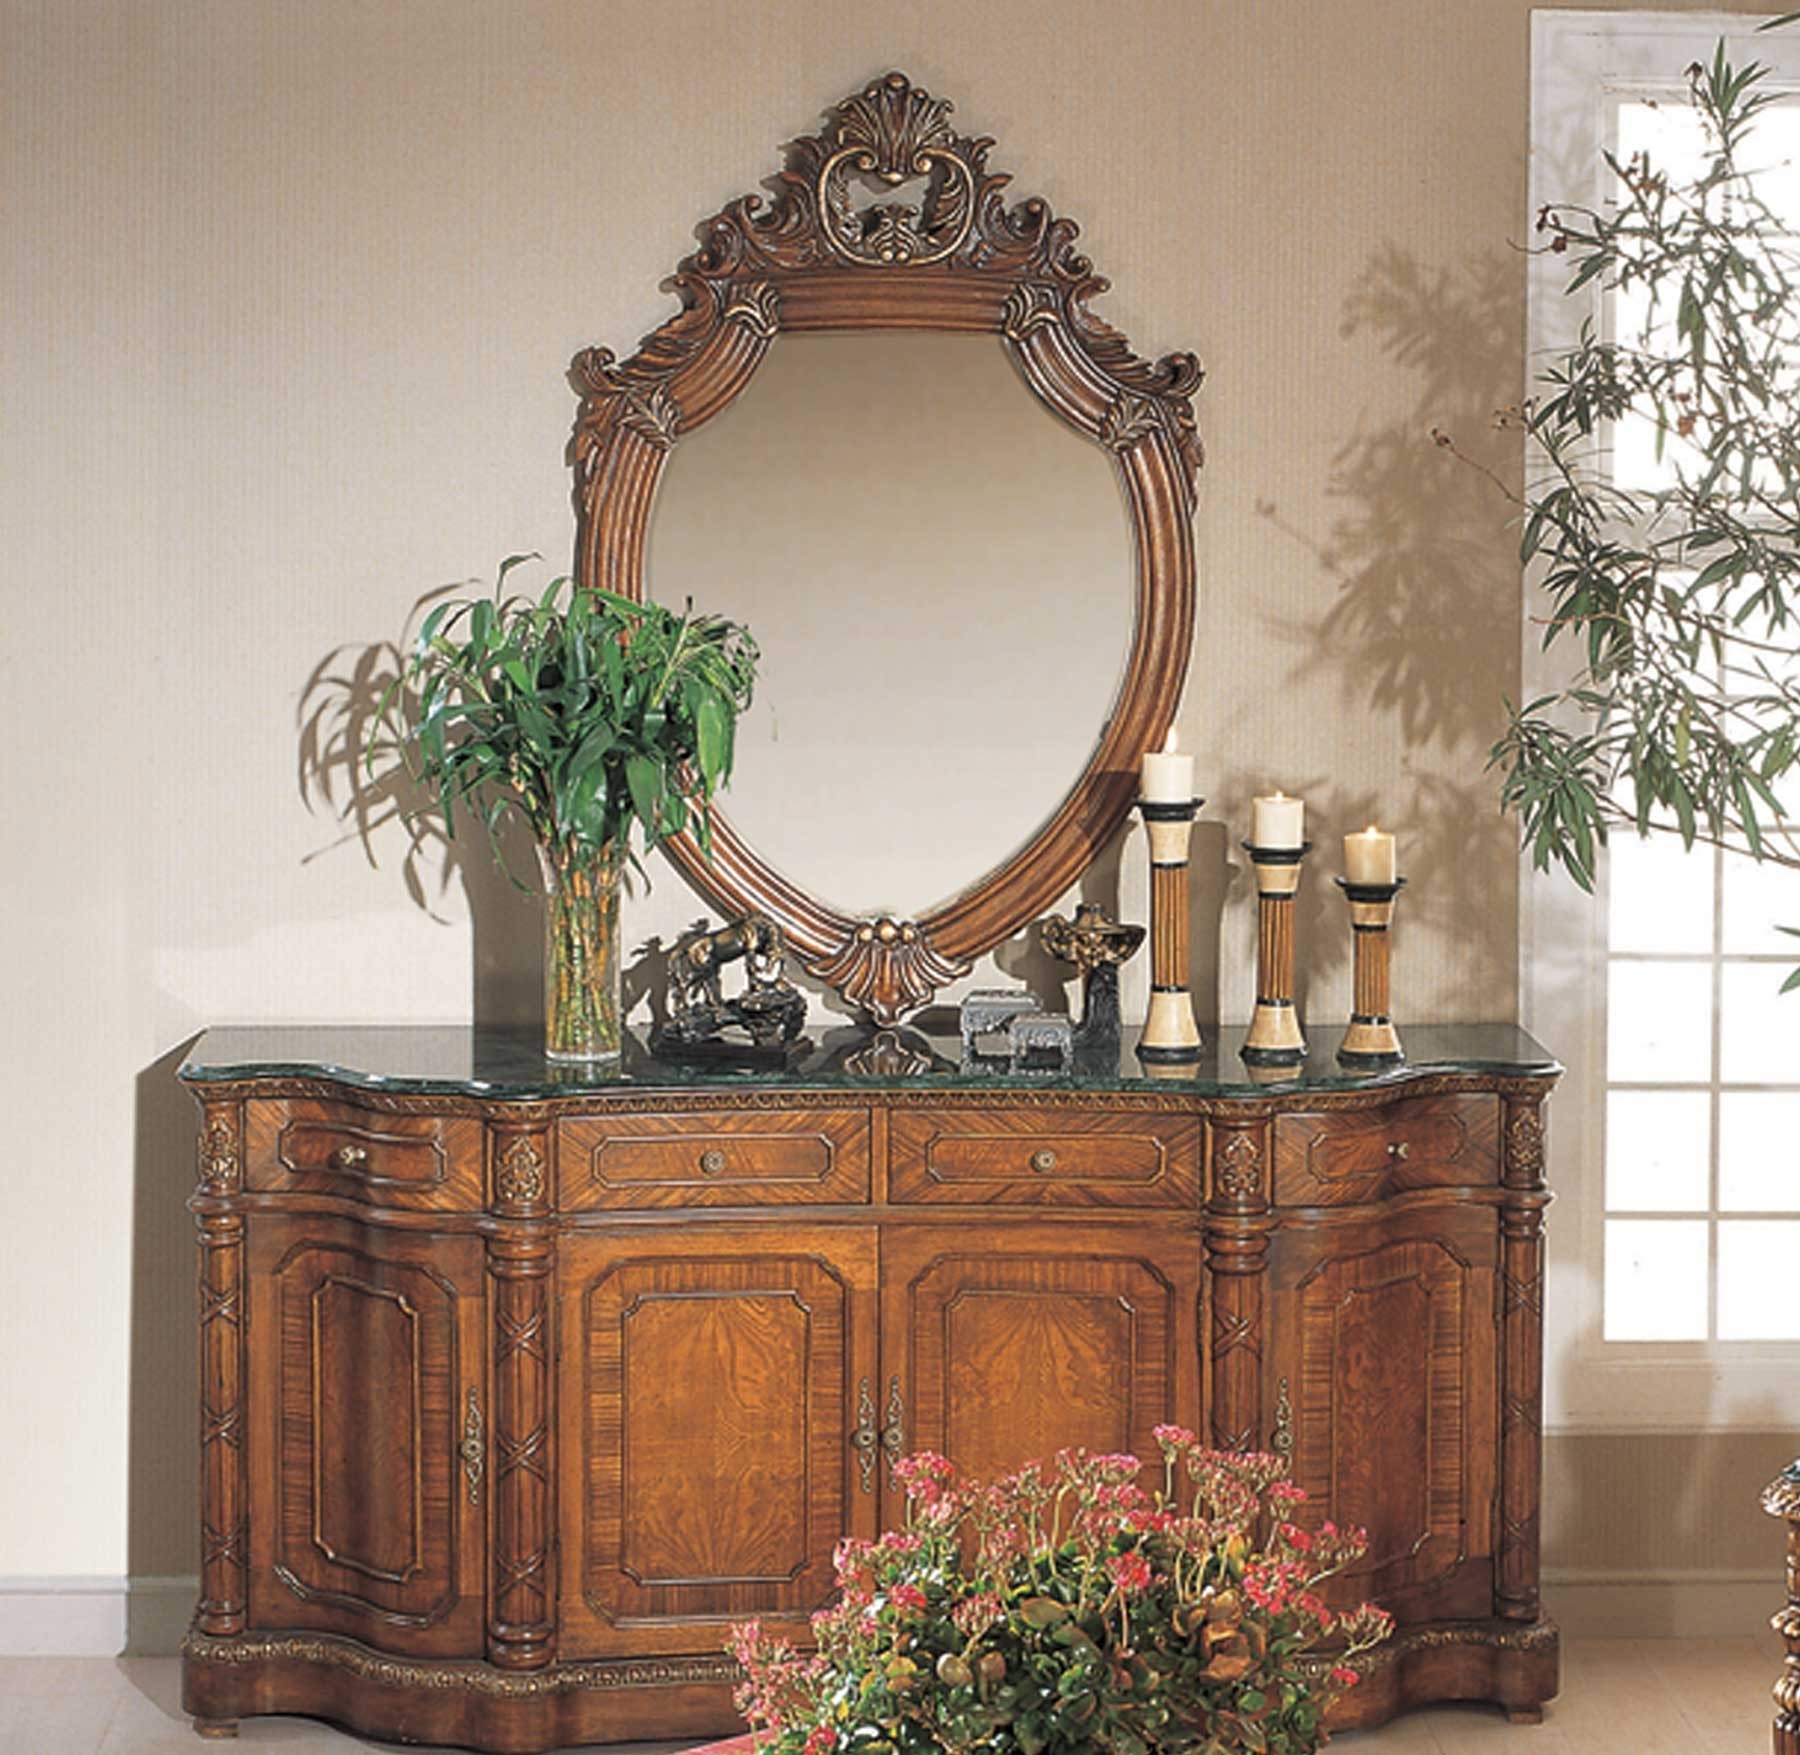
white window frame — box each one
[1526,9,1800,1433]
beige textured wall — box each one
[2,0,1782,1596]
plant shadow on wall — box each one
[296,583,542,1030]
[120,591,543,1658]
[1257,246,1526,1005]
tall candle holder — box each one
[1241,842,1311,1068]
[1335,876,1406,1067]
[1137,797,1203,1064]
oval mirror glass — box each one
[646,331,1133,918]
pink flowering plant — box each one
[730,1429,1393,1755]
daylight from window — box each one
[1601,91,1800,1343]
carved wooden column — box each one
[487,1123,556,1671]
[1764,1462,1800,1755]
[1497,1092,1552,1624]
[1205,1117,1273,1452]
[191,1098,248,1641]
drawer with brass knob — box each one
[889,1106,1200,1207]
[1271,1093,1498,1206]
[560,1106,872,1209]
[244,1099,483,1209]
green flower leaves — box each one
[375,558,757,875]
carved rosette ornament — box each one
[495,1136,547,1206]
[1505,1109,1545,1180]
[198,1118,240,1193]
[570,71,1202,1020]
[1215,1130,1263,1200]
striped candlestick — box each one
[1138,797,1202,1064]
[1241,841,1310,1068]
[1336,877,1405,1066]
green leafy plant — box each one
[1474,46,1800,983]
[374,554,758,876]
[730,1437,1392,1755]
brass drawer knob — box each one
[1388,1140,1410,1161]
[331,1144,369,1170]
[698,1149,727,1176]
[1031,1148,1058,1173]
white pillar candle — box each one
[1251,790,1304,849]
[1140,726,1193,805]
[1344,824,1397,885]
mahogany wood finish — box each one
[569,72,1202,1024]
[183,1056,1559,1749]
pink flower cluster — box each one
[733,1440,1395,1755]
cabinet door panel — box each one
[559,1225,878,1658]
[883,1222,1202,1511]
[1267,1205,1497,1624]
[245,1219,485,1654]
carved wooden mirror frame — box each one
[569,72,1203,1025]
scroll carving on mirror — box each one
[570,71,1204,1024]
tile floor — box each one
[0,1636,1784,1754]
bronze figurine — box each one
[1039,902,1146,1054]
[650,914,808,1059]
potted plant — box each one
[1480,46,1800,976]
[731,1434,1392,1755]
[376,555,758,1060]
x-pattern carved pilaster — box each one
[1210,1305,1259,1358]
[497,1420,550,1486]
[201,1516,247,1570]
[1502,1392,1541,1437]
[201,1400,243,1450]
[496,1301,547,1367]
[495,1545,550,1607]
[199,1279,242,1329]
[1501,1269,1542,1321]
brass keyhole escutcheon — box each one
[332,1144,368,1170]
[699,1149,727,1175]
[1031,1149,1058,1173]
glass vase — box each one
[538,838,623,1064]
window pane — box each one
[1605,1090,1710,1210]
[1608,832,1715,953]
[1720,961,1800,1082]
[1604,1219,1709,1340]
[1607,960,1713,1081]
[1720,1094,1800,1211]
[1721,852,1800,955]
[1717,1221,1800,1339]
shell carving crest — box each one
[808,918,972,1028]
[818,74,973,266]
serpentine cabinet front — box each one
[179,1029,1558,1750]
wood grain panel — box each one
[244,1100,483,1210]
[883,1221,1201,1512]
[558,1226,877,1658]
[1271,1094,1498,1207]
[888,1107,1200,1207]
[1267,1205,1497,1626]
[559,1108,871,1209]
[244,1218,485,1656]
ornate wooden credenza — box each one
[180,1022,1559,1748]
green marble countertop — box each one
[180,1022,1559,1101]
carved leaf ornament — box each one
[570,73,1204,1023]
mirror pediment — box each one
[569,71,1204,1024]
